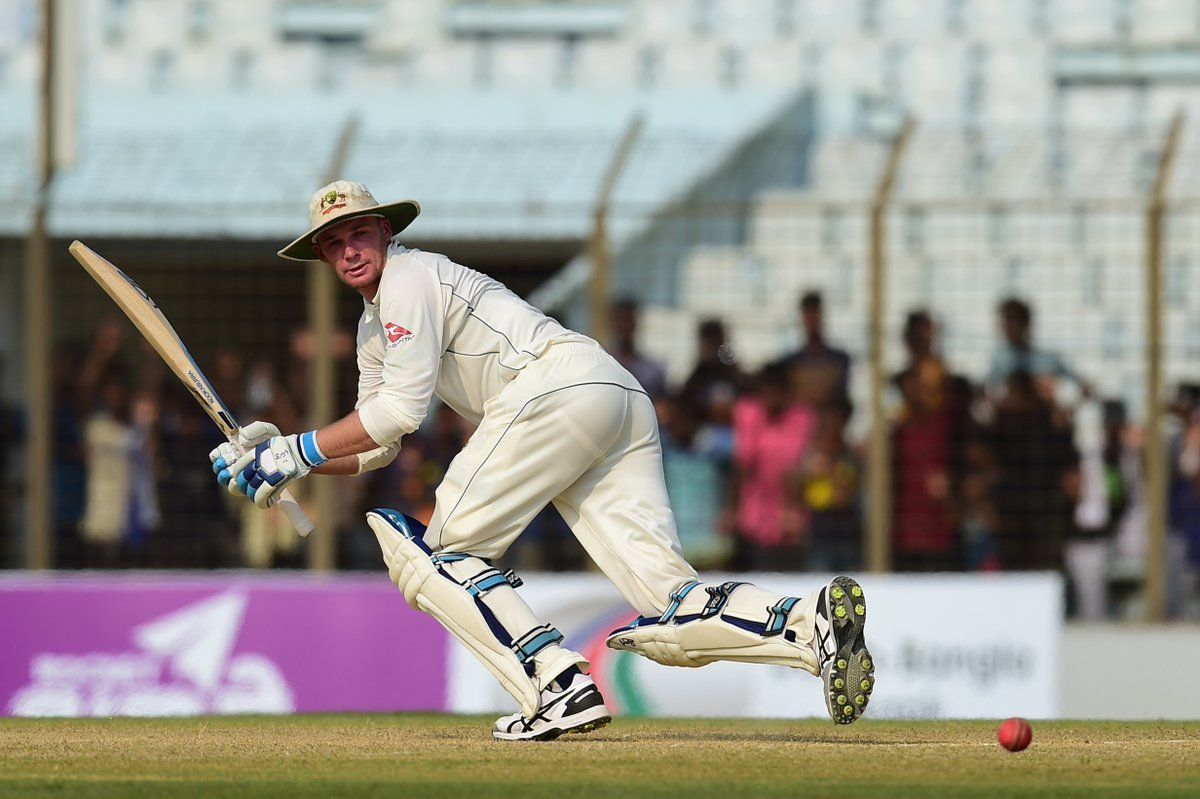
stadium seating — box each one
[3,0,1200,408]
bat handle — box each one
[278,489,315,537]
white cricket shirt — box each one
[355,241,591,447]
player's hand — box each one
[209,421,280,495]
[230,430,328,509]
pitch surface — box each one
[2,716,1197,797]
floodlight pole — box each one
[1143,110,1185,621]
[865,117,915,574]
[306,115,360,572]
[588,113,644,348]
[23,0,57,569]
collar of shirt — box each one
[363,239,407,321]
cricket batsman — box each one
[209,181,874,740]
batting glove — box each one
[209,421,280,495]
[232,430,327,509]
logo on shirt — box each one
[384,322,413,347]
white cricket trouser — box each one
[425,340,698,617]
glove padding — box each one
[209,421,280,496]
[230,428,327,509]
[235,435,307,509]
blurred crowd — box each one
[613,292,1200,620]
[2,291,1200,620]
[0,319,344,571]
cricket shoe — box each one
[492,671,612,741]
[813,576,875,724]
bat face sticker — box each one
[117,267,158,310]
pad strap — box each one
[462,568,515,597]
[660,580,701,624]
[700,581,747,619]
[512,624,565,664]
[368,508,588,716]
[601,582,821,673]
[763,597,800,637]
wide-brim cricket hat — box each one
[278,180,421,261]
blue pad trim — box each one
[464,569,512,598]
[511,625,564,663]
[723,615,768,635]
[763,597,799,637]
[370,508,431,554]
[606,584,803,644]
[660,580,701,624]
[608,616,658,634]
[371,508,540,671]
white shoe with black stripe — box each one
[814,576,875,724]
[492,672,612,741]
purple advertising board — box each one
[0,573,449,717]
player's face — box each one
[314,216,393,298]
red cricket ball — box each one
[997,717,1033,752]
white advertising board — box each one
[448,572,1062,720]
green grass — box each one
[1,716,1197,798]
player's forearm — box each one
[312,410,381,460]
[312,455,363,476]
[308,413,400,476]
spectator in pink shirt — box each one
[727,361,816,570]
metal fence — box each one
[585,120,1200,621]
[4,119,1200,624]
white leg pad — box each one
[368,509,586,717]
[606,580,820,675]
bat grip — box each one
[278,490,316,537]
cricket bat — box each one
[69,240,316,537]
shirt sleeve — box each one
[354,325,383,411]
[352,313,402,471]
[355,444,400,475]
[356,256,445,447]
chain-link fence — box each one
[595,124,1200,620]
[3,123,1200,621]
[1,233,602,573]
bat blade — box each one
[69,240,315,537]
[69,241,239,437]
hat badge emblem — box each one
[320,190,348,215]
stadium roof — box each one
[0,88,794,242]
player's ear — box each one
[311,240,326,264]
[379,218,393,240]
